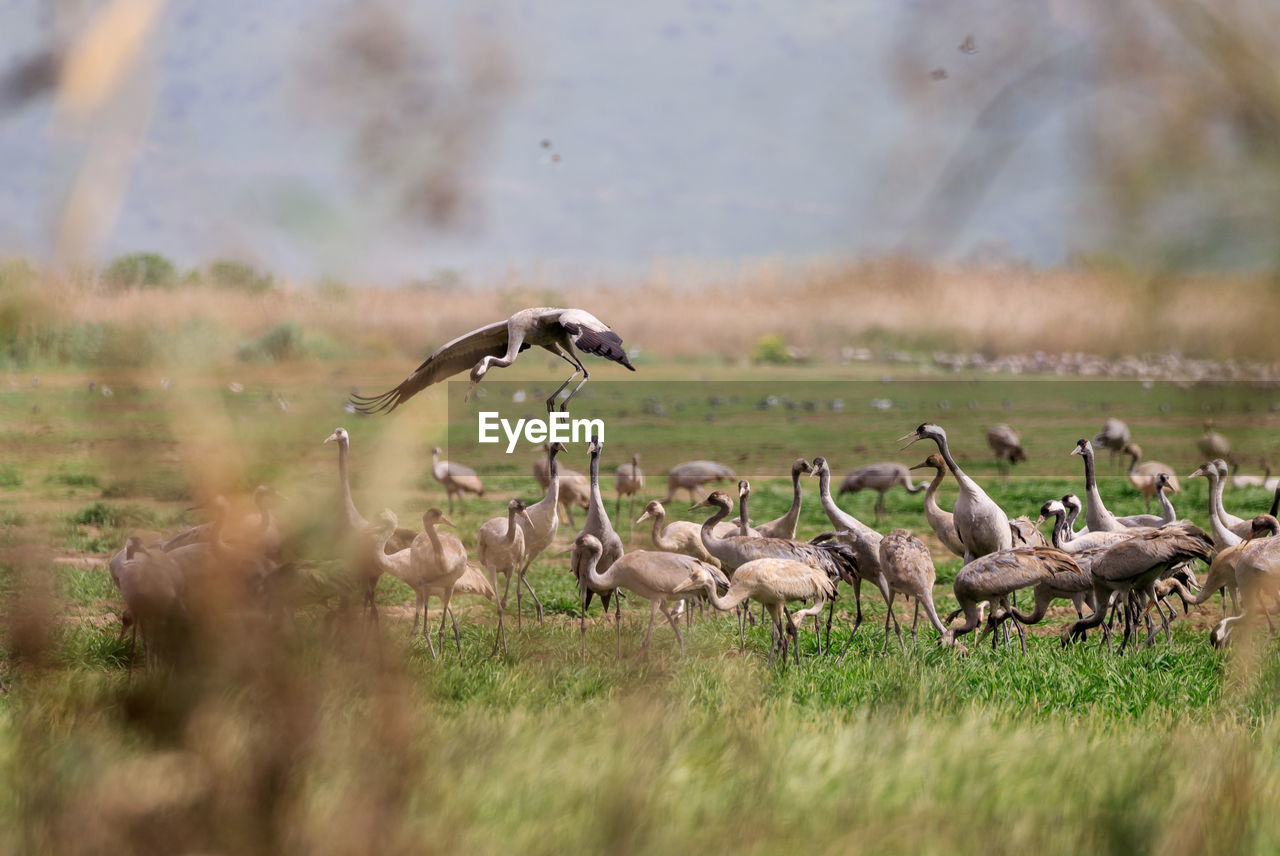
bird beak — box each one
[672,577,698,595]
[908,459,931,471]
[636,511,652,524]
[464,380,478,402]
[1069,446,1082,456]
[1188,467,1204,479]
[1034,515,1045,527]
[690,499,710,510]
[324,432,338,444]
[519,509,533,524]
[897,432,921,450]
[439,515,457,529]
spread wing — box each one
[349,320,523,414]
[554,309,635,370]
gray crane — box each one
[350,307,635,414]
[613,453,644,531]
[1093,418,1131,472]
[569,437,625,658]
[663,460,736,504]
[909,454,966,558]
[945,546,1081,653]
[838,461,924,521]
[749,459,812,541]
[900,423,1011,561]
[430,446,484,513]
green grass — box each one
[3,360,1280,853]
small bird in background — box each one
[959,34,977,54]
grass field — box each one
[4,354,1280,854]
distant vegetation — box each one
[1,254,1279,371]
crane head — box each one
[809,456,829,477]
[636,500,663,525]
[574,532,603,555]
[898,422,942,450]
[324,427,349,446]
[1070,439,1090,456]
[910,453,945,472]
[423,508,454,529]
[1188,462,1213,480]
[792,458,812,475]
[671,566,715,597]
[1061,494,1082,514]
[690,490,732,512]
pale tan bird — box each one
[1210,515,1280,646]
[411,508,469,656]
[674,557,836,665]
[986,423,1027,470]
[750,459,812,540]
[366,509,455,656]
[534,444,590,525]
[1188,462,1249,556]
[663,460,736,504]
[573,532,726,658]
[350,307,635,414]
[845,529,947,656]
[838,461,924,522]
[613,453,644,526]
[1092,418,1131,472]
[636,500,721,567]
[478,499,534,656]
[113,536,185,670]
[691,488,861,649]
[910,454,965,558]
[324,427,416,621]
[431,446,484,514]
[1061,522,1213,651]
[1197,420,1230,462]
[945,546,1081,652]
[1121,443,1179,515]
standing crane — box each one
[909,454,966,558]
[613,453,644,533]
[750,459,812,540]
[663,460,736,504]
[350,307,635,415]
[1123,443,1179,514]
[1197,420,1230,462]
[673,557,836,666]
[837,462,925,522]
[570,437,625,658]
[899,423,1011,561]
[1093,418,1131,472]
[430,446,484,514]
[986,423,1026,483]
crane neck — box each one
[923,466,945,513]
[585,446,608,528]
[577,547,614,592]
[1046,510,1066,549]
[1157,485,1176,524]
[647,510,672,551]
[1208,472,1238,546]
[697,501,733,554]
[816,466,872,536]
[370,527,397,575]
[931,435,976,495]
[1080,445,1113,527]
[737,489,752,537]
[337,439,366,530]
[700,578,749,613]
[504,507,521,546]
[422,523,444,560]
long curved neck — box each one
[531,448,561,518]
[1081,447,1112,526]
[1207,472,1237,545]
[932,435,977,496]
[817,467,872,535]
[738,491,751,536]
[337,440,366,529]
[585,448,608,528]
[1047,511,1066,549]
[703,580,750,613]
[775,467,804,529]
[504,508,521,547]
[648,511,675,551]
[1157,485,1176,524]
[423,523,444,561]
[1064,504,1080,536]
[579,548,616,591]
[489,324,526,370]
[698,502,732,552]
[923,467,946,516]
[1127,453,1138,476]
[370,528,396,574]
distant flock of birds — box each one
[100,308,1280,669]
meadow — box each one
[3,274,1280,854]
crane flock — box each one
[95,310,1280,669]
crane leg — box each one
[659,602,684,656]
[519,570,544,625]
[640,600,659,654]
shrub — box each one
[209,260,274,294]
[239,322,303,362]
[751,334,792,365]
[102,252,177,292]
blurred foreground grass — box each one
[3,359,1280,853]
